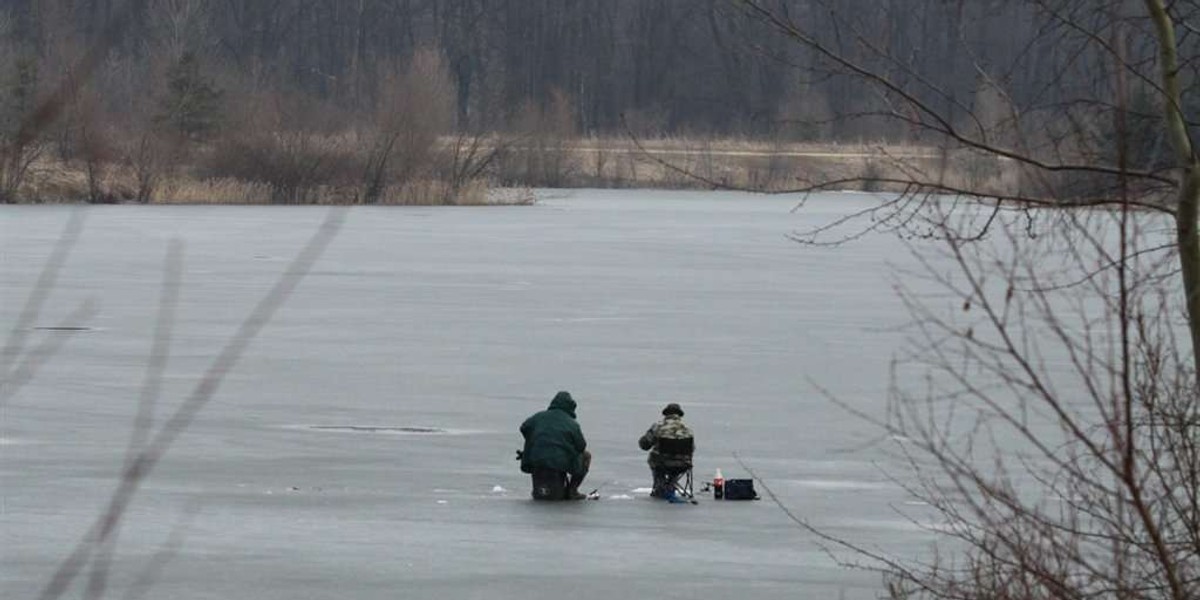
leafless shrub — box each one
[207,93,357,204]
[110,51,190,204]
[1,129,43,203]
[497,87,576,186]
[122,129,178,203]
[434,129,510,203]
[73,85,118,203]
[360,48,455,203]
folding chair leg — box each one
[672,469,694,499]
[651,467,695,501]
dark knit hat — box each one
[662,403,684,417]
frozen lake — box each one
[3,190,945,599]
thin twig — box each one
[37,208,345,600]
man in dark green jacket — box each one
[519,391,591,500]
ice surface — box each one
[3,190,946,599]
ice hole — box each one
[307,425,449,434]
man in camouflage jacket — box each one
[638,403,694,498]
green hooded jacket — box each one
[519,392,587,475]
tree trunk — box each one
[1144,0,1200,384]
[1142,5,1198,599]
[1178,168,1200,379]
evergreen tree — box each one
[1,57,38,140]
[157,52,222,140]
[1,56,39,203]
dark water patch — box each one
[34,326,92,331]
[308,425,448,434]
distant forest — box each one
[3,0,1163,138]
[1,1,1197,203]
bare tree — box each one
[75,82,116,203]
[437,129,509,205]
[207,90,356,204]
[501,87,576,187]
[0,54,43,203]
[148,0,211,63]
[121,112,179,204]
[1145,0,1200,383]
[732,0,1198,365]
[360,47,455,204]
[724,1,1199,598]
[855,207,1199,600]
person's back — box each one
[519,391,590,500]
[638,403,694,497]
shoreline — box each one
[3,137,1010,206]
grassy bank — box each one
[5,135,1016,205]
[9,154,525,206]
[506,136,1016,195]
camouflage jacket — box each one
[638,415,694,469]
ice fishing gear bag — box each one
[723,479,758,500]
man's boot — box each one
[564,486,587,500]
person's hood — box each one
[548,391,577,418]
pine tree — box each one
[1,57,38,140]
[1,56,40,203]
[158,52,222,140]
